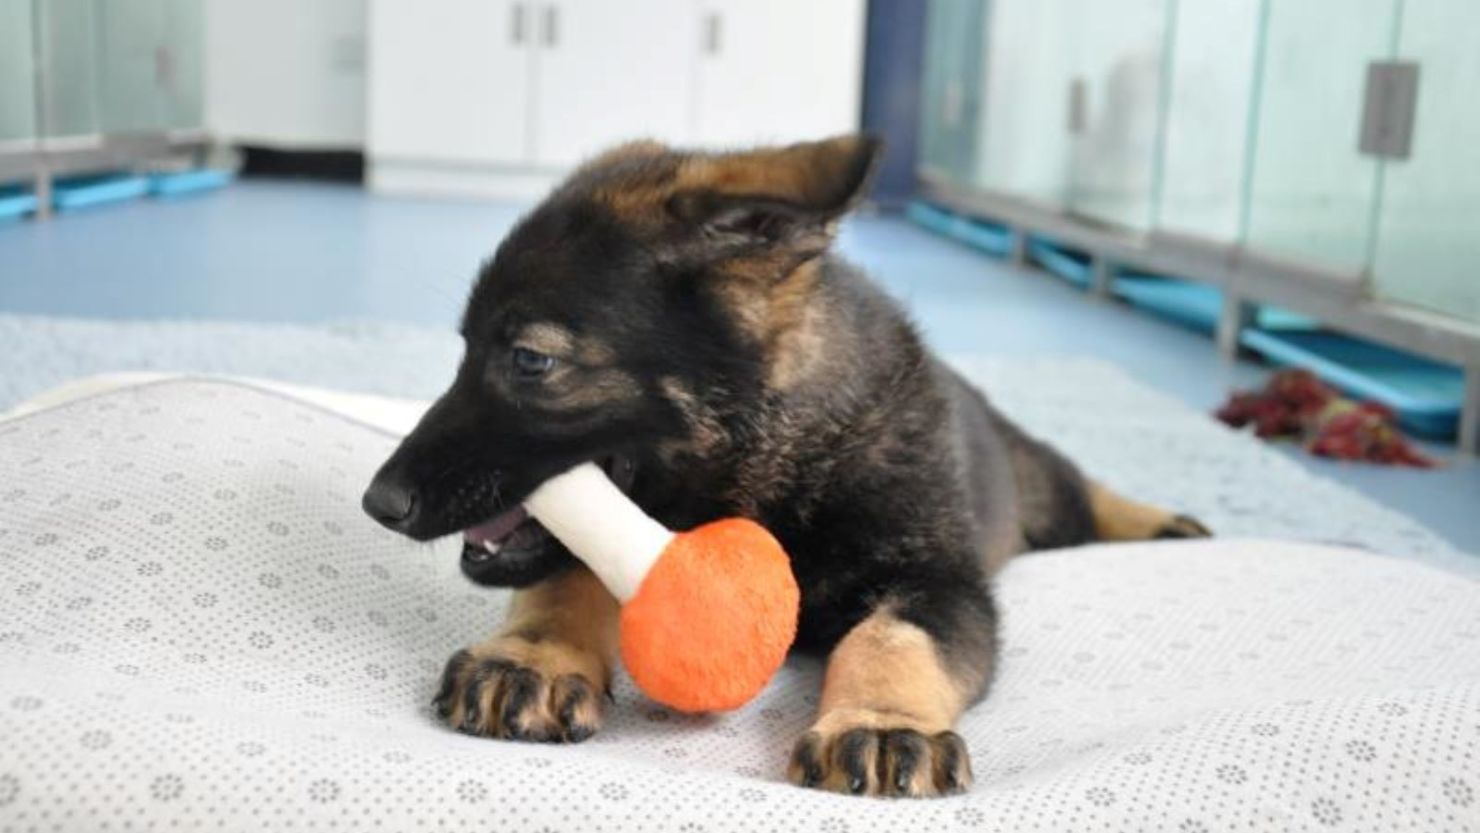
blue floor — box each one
[2,181,1476,553]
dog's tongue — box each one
[463,506,529,550]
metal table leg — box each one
[1461,365,1480,457]
[1009,229,1029,268]
[1217,293,1254,360]
[1091,256,1115,298]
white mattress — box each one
[1,377,1477,832]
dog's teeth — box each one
[481,540,501,555]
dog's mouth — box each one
[461,504,548,562]
[458,455,636,584]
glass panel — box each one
[976,0,1077,207]
[0,0,37,142]
[97,0,168,133]
[1243,0,1399,274]
[918,0,987,183]
[1064,0,1167,230]
[1370,0,1480,324]
[161,0,203,130]
[1155,0,1261,242]
[39,0,103,137]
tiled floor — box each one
[3,181,1477,552]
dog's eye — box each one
[511,347,555,380]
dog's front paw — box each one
[433,638,606,743]
[787,711,972,798]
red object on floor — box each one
[1215,369,1436,468]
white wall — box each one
[204,0,367,148]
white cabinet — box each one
[206,0,366,147]
[367,0,864,198]
[530,0,695,167]
[692,0,865,148]
[368,0,531,164]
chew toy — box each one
[1215,368,1435,467]
[523,463,800,713]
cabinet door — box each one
[368,0,531,164]
[692,0,864,149]
[529,0,695,167]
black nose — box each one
[362,477,418,531]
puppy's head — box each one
[362,134,881,586]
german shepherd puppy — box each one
[363,135,1208,797]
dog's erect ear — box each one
[668,134,883,256]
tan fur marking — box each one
[789,608,977,796]
[675,136,873,208]
[516,323,617,366]
[1089,481,1184,541]
[762,260,828,389]
[580,140,678,221]
[513,324,634,410]
[579,139,668,170]
[595,181,676,223]
[814,608,968,734]
[514,322,577,358]
[587,137,875,393]
[656,375,730,461]
[556,366,640,410]
[495,567,620,675]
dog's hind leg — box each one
[1087,481,1210,541]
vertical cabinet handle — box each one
[1066,77,1088,135]
[704,11,722,55]
[542,5,559,48]
[511,3,526,45]
[155,46,175,87]
[1358,61,1420,160]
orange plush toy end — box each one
[620,519,799,713]
[523,464,800,713]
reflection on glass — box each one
[977,0,1077,207]
[0,0,37,143]
[1244,0,1398,274]
[39,0,103,137]
[98,0,169,133]
[33,0,203,138]
[1371,0,1480,325]
[1155,0,1261,242]
[1065,0,1167,230]
[919,0,987,183]
[163,0,204,130]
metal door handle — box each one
[542,5,559,47]
[704,12,722,55]
[1359,61,1420,160]
[1067,77,1088,135]
[511,3,526,45]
